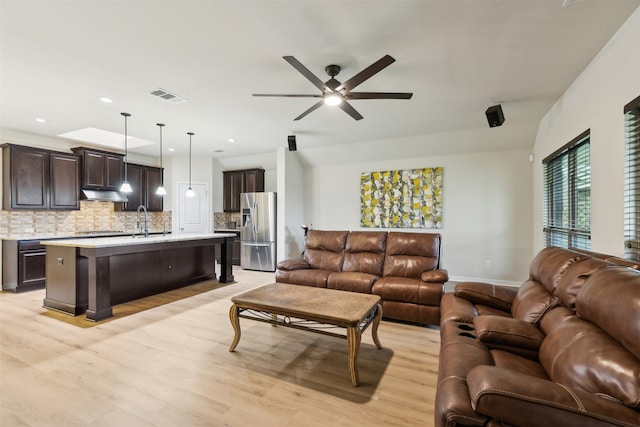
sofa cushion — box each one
[528,247,588,294]
[327,271,377,293]
[555,257,610,311]
[489,349,548,379]
[342,231,386,276]
[510,280,559,325]
[383,232,440,278]
[539,316,640,410]
[303,230,348,272]
[275,269,331,288]
[372,277,442,305]
[576,266,640,360]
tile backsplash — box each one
[0,201,172,236]
[213,211,241,230]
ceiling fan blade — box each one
[338,100,364,121]
[293,100,324,121]
[346,92,413,100]
[283,56,329,92]
[253,94,322,98]
[335,55,396,92]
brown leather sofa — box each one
[436,247,640,427]
[275,230,448,325]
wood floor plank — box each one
[1,268,441,426]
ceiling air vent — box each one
[149,88,187,104]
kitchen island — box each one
[41,233,236,321]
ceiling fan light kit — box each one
[253,55,413,121]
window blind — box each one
[543,130,591,250]
[624,95,640,261]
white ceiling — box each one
[1,0,638,168]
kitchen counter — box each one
[41,233,236,321]
[40,232,234,248]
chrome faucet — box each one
[136,205,149,237]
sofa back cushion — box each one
[303,230,348,272]
[510,247,590,324]
[576,266,640,360]
[528,247,589,294]
[555,257,610,311]
[342,231,387,276]
[510,280,558,325]
[383,232,440,278]
[539,267,640,409]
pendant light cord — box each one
[158,123,164,187]
[121,112,131,182]
[187,132,194,188]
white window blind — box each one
[624,95,640,261]
[543,130,591,250]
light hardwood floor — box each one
[1,268,441,427]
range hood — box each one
[80,189,128,202]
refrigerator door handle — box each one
[241,242,271,247]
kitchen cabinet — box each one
[50,152,82,209]
[115,163,163,212]
[71,147,124,191]
[2,144,80,210]
[223,168,264,212]
[2,240,47,292]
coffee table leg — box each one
[229,304,241,352]
[347,326,361,387]
[372,303,383,349]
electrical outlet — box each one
[484,260,492,268]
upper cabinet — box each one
[71,147,124,191]
[115,163,163,212]
[2,144,80,210]
[223,168,264,212]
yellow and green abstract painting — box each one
[360,167,443,229]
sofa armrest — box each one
[473,315,544,359]
[454,282,517,312]
[421,268,449,283]
[467,366,640,427]
[276,258,310,271]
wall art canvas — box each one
[360,167,443,229]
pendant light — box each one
[119,112,132,193]
[185,132,195,198]
[155,123,166,196]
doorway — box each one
[174,181,210,234]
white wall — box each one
[533,7,640,256]
[303,147,533,283]
[276,147,305,261]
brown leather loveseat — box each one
[436,247,640,427]
[275,230,448,325]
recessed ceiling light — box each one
[168,148,175,152]
[99,97,113,103]
[35,117,46,123]
[228,138,236,143]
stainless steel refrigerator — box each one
[240,192,277,271]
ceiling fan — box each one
[253,55,413,121]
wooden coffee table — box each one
[229,282,383,386]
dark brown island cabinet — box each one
[223,168,264,212]
[115,163,163,212]
[42,234,236,321]
[2,240,47,292]
[2,144,80,210]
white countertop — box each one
[40,232,237,248]
[1,230,167,241]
